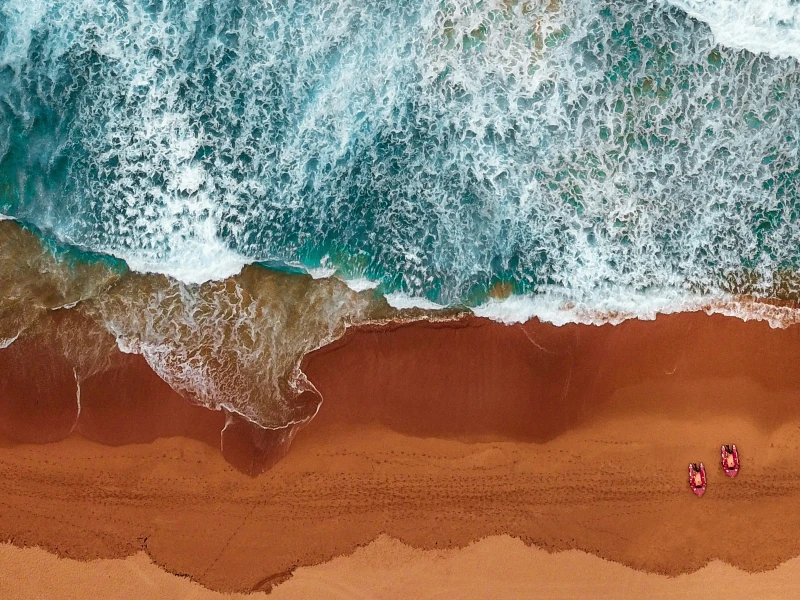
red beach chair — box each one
[721,444,740,477]
[688,462,706,497]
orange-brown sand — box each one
[4,535,800,600]
[2,415,800,594]
[3,312,800,596]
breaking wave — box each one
[0,220,460,429]
[0,0,798,309]
[2,1,800,438]
[664,0,800,59]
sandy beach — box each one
[3,0,800,595]
[4,536,800,600]
[3,313,800,596]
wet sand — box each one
[2,312,800,595]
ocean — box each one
[1,0,799,429]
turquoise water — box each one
[1,0,799,307]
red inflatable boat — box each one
[721,444,740,477]
[688,462,706,497]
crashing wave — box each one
[385,292,446,311]
[340,277,381,292]
[665,0,800,59]
[472,288,800,329]
[0,0,798,307]
[90,268,378,426]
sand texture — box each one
[2,313,800,596]
[3,535,800,600]
[2,415,800,594]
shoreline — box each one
[3,311,800,593]
[302,311,800,437]
[7,309,800,449]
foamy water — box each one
[341,277,380,292]
[664,0,800,59]
[120,236,248,285]
[472,290,800,329]
[384,292,447,311]
[472,289,710,327]
[1,0,799,309]
[90,269,382,426]
[0,333,19,350]
[2,1,800,432]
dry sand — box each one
[4,534,800,600]
[2,415,800,596]
[2,312,800,596]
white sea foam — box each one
[665,0,800,59]
[0,333,20,350]
[0,0,48,68]
[3,0,800,304]
[118,235,248,284]
[472,288,709,326]
[94,273,375,427]
[303,265,338,280]
[289,264,381,293]
[340,277,380,292]
[385,292,446,311]
[472,289,800,329]
[703,301,800,329]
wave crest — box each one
[1,1,798,307]
[665,0,800,59]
